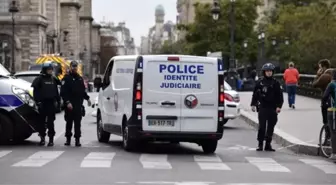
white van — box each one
[96,55,225,153]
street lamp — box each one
[257,31,265,72]
[211,0,238,89]
[285,37,290,45]
[243,40,248,49]
[9,0,19,74]
[211,0,220,21]
[271,37,277,46]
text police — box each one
[159,64,203,89]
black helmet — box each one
[42,62,53,70]
[261,63,275,71]
[70,60,78,67]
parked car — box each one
[224,81,240,124]
[14,71,63,113]
[91,96,99,117]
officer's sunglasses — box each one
[71,65,78,68]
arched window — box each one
[0,0,9,13]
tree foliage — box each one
[176,0,261,67]
[264,1,336,73]
[158,40,190,54]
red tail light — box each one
[220,93,225,103]
[167,56,179,61]
[224,93,233,102]
[136,90,142,100]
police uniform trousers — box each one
[257,108,278,143]
[64,101,82,139]
[38,100,56,137]
[327,111,336,154]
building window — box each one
[40,0,44,15]
[0,0,9,13]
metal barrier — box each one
[273,73,322,99]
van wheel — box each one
[223,119,228,125]
[97,113,110,143]
[201,140,218,154]
[122,122,136,152]
[0,113,13,144]
[14,132,32,142]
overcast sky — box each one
[92,0,177,47]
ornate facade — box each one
[0,0,101,77]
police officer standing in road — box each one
[250,63,284,151]
[61,61,91,147]
[32,62,61,146]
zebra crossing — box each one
[0,150,336,174]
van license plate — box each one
[148,120,175,127]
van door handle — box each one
[107,97,110,100]
[161,101,175,106]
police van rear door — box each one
[180,56,218,132]
[142,56,182,132]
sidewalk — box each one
[239,92,322,156]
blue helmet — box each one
[261,63,275,71]
[42,62,53,70]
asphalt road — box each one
[0,95,336,185]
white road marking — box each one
[54,130,65,140]
[0,150,12,159]
[80,152,115,168]
[300,158,336,174]
[225,184,295,185]
[139,154,172,169]
[12,151,64,167]
[245,157,291,172]
[194,155,231,170]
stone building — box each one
[0,0,99,77]
[146,5,177,54]
[0,0,49,71]
[91,21,101,75]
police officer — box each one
[31,62,61,146]
[61,61,91,147]
[250,63,284,151]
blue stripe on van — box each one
[0,95,24,107]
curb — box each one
[239,109,320,156]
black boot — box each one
[47,137,54,147]
[39,136,45,146]
[256,141,263,151]
[265,142,276,152]
[64,137,71,146]
[75,138,81,147]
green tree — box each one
[158,40,190,54]
[265,2,336,73]
[179,0,261,66]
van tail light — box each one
[135,90,142,100]
[224,93,233,102]
[220,93,225,103]
[217,59,225,127]
[134,57,143,121]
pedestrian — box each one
[322,70,336,162]
[283,62,299,109]
[31,62,61,146]
[93,75,102,92]
[313,59,333,145]
[61,61,91,147]
[250,63,284,151]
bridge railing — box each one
[273,73,322,99]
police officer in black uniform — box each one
[61,61,91,147]
[32,62,61,146]
[250,63,284,151]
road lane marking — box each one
[300,158,336,174]
[245,157,290,172]
[194,155,231,170]
[139,154,172,169]
[12,151,64,167]
[225,184,296,185]
[80,152,115,168]
[0,150,11,159]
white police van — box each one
[97,55,225,153]
[0,64,39,143]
